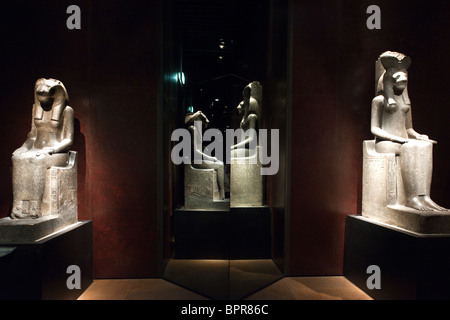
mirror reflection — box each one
[162,0,287,299]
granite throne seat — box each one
[184,162,226,210]
[230,146,263,207]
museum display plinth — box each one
[173,208,229,259]
[172,206,271,259]
[0,220,93,300]
[229,206,271,259]
[0,212,78,243]
[344,215,450,300]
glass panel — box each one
[162,0,288,299]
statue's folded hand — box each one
[416,134,429,141]
[36,147,55,156]
[43,147,55,154]
[416,134,437,144]
[392,136,408,144]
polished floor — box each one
[78,276,373,300]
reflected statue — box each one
[11,78,77,219]
[362,52,449,233]
[184,111,226,210]
[230,81,262,158]
[230,81,263,207]
[186,111,225,200]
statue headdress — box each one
[34,78,69,121]
[375,51,411,106]
[243,81,262,120]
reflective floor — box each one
[163,259,284,299]
[78,275,373,300]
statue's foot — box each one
[29,201,41,218]
[421,195,448,211]
[11,201,28,219]
[10,200,41,219]
[405,196,435,211]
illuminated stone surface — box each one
[230,147,263,207]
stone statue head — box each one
[238,81,262,119]
[376,51,411,108]
[34,78,69,121]
[185,110,210,129]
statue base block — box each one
[344,215,450,299]
[362,205,450,234]
[0,220,92,300]
[0,211,77,243]
[185,199,230,211]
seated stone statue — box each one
[362,51,449,233]
[230,81,261,158]
[11,78,76,219]
[369,51,446,212]
[184,111,225,209]
[230,81,263,207]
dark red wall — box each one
[288,0,450,275]
[0,0,160,278]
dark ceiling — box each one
[174,0,269,130]
[176,0,238,54]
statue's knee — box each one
[417,140,432,151]
[375,140,401,155]
[401,140,432,153]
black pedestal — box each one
[344,215,450,300]
[172,206,271,259]
[230,206,271,259]
[0,221,93,300]
[173,209,229,259]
